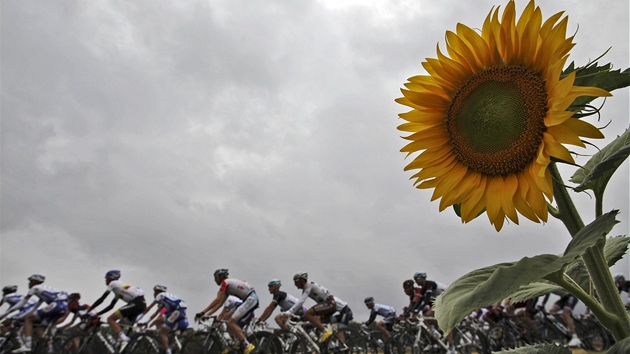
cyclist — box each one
[284,272,353,343]
[195,269,258,354]
[544,291,582,347]
[90,270,147,343]
[258,279,306,330]
[402,279,422,319]
[144,285,189,354]
[0,285,37,334]
[412,273,455,354]
[614,274,630,309]
[362,297,396,342]
[412,272,447,317]
[57,292,92,330]
[0,274,68,353]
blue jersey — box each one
[155,292,187,312]
[28,285,68,304]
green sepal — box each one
[570,128,630,197]
[434,211,619,334]
[490,343,571,354]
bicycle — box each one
[180,316,241,354]
[62,315,161,353]
[359,326,387,354]
[389,316,488,354]
[0,314,68,354]
[264,314,367,354]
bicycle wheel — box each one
[62,333,110,354]
[264,329,312,354]
[486,325,517,351]
[124,334,160,354]
[33,336,68,354]
[323,328,367,354]
[247,330,273,354]
[181,331,223,354]
[575,317,610,352]
[452,326,488,354]
[0,335,18,354]
[539,321,567,346]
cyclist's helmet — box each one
[614,274,625,282]
[293,272,308,281]
[413,272,427,279]
[69,293,81,301]
[364,297,375,304]
[268,279,282,287]
[105,270,121,280]
[214,269,229,277]
[28,274,45,284]
[2,285,17,294]
[153,284,167,292]
[403,279,414,289]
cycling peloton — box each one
[195,269,258,354]
[144,285,189,354]
[362,297,396,343]
[0,274,68,353]
[90,270,147,343]
[257,279,305,330]
[284,272,353,343]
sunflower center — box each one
[446,65,548,176]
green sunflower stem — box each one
[549,163,630,340]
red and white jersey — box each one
[107,280,144,302]
[220,279,254,300]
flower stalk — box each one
[549,163,630,340]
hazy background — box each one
[2,0,629,324]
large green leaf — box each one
[493,343,571,354]
[608,335,630,354]
[435,211,619,333]
[570,129,630,197]
[507,235,629,302]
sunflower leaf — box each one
[570,128,630,195]
[608,336,630,354]
[489,343,571,354]
[434,211,619,334]
[564,60,630,109]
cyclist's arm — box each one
[57,312,78,330]
[288,288,310,314]
[96,297,119,316]
[200,290,227,317]
[365,310,377,326]
[0,294,31,319]
[90,290,111,311]
[258,301,277,322]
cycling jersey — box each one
[155,292,187,312]
[288,281,331,315]
[220,279,254,300]
[365,303,396,326]
[28,285,68,304]
[107,280,144,302]
[272,291,305,314]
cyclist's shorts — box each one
[312,296,336,316]
[232,292,259,322]
[163,309,189,331]
[118,296,147,322]
[36,301,68,321]
[333,305,353,326]
[554,294,578,311]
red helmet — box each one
[403,279,414,289]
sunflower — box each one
[396,0,610,231]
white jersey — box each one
[155,292,187,311]
[107,280,144,302]
[220,279,254,300]
[289,281,331,314]
[2,294,37,308]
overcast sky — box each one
[1,0,629,324]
